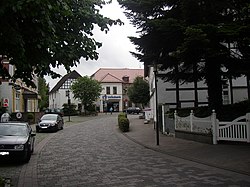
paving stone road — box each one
[1,114,250,186]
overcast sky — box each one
[45,0,143,90]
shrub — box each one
[27,113,34,120]
[118,112,127,122]
[118,115,129,132]
[167,99,250,121]
[0,177,5,187]
[62,103,77,116]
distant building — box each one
[0,59,39,114]
[49,70,82,110]
[91,68,144,112]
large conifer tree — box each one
[118,0,250,111]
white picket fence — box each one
[174,110,250,144]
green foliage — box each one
[118,112,127,122]
[71,76,102,112]
[217,100,250,121]
[27,113,34,120]
[118,0,250,111]
[0,177,5,187]
[84,104,98,116]
[118,114,130,132]
[0,0,123,87]
[38,77,49,110]
[85,104,96,112]
[27,112,34,124]
[62,103,77,116]
[169,100,250,121]
[127,76,150,107]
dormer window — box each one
[122,76,129,83]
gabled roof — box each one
[49,70,81,93]
[100,73,123,83]
[91,68,144,83]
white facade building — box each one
[49,70,82,110]
[49,68,144,113]
[91,68,144,113]
[147,66,250,121]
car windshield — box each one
[41,115,57,121]
[0,124,28,136]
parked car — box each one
[36,114,64,132]
[0,122,36,163]
[44,108,64,117]
[124,107,141,114]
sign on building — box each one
[2,98,9,107]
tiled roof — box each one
[100,73,123,83]
[49,70,82,93]
[91,68,144,83]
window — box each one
[222,76,229,104]
[15,92,20,111]
[106,87,110,94]
[113,87,117,94]
[61,78,74,89]
[27,100,32,112]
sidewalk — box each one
[125,116,250,176]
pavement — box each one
[125,115,250,176]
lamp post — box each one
[154,51,162,146]
[104,94,107,114]
[153,63,160,146]
[66,90,71,122]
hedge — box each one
[118,113,129,132]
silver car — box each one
[0,122,36,163]
[36,114,64,132]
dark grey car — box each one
[36,114,64,133]
[0,122,36,163]
[124,107,141,114]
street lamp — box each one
[66,90,71,122]
[103,94,107,114]
[153,63,159,146]
[153,51,162,146]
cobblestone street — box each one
[1,114,250,186]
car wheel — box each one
[36,127,40,133]
[23,149,31,163]
[55,125,59,132]
[31,140,35,153]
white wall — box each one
[99,82,123,112]
[0,82,13,112]
[148,67,249,124]
[49,89,80,109]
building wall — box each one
[99,83,123,112]
[49,89,80,109]
[0,82,13,112]
[0,61,39,113]
[148,67,249,121]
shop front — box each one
[100,95,122,113]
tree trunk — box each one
[205,58,223,111]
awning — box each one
[22,89,38,99]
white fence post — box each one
[246,113,250,143]
[190,110,193,132]
[211,110,217,145]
